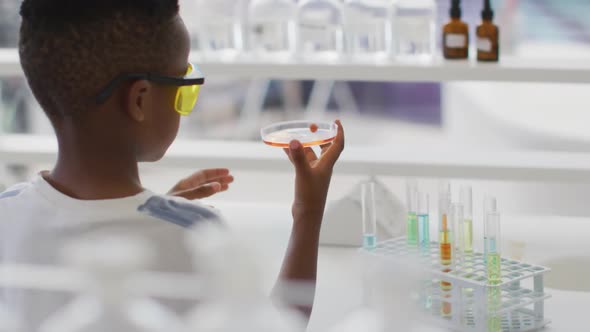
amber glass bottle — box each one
[476,0,499,62]
[443,0,469,59]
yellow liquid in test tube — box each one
[463,218,473,253]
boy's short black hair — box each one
[19,0,181,119]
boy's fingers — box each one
[321,120,345,167]
[197,168,229,180]
[186,168,230,186]
[200,175,234,187]
[176,182,222,200]
[211,175,234,185]
[289,140,310,174]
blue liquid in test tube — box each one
[417,192,430,252]
[362,181,377,250]
[364,234,376,249]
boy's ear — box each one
[126,80,152,122]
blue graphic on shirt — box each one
[138,196,220,228]
[0,189,23,200]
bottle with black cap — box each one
[476,0,499,62]
[443,0,469,59]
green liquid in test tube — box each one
[407,212,418,246]
[406,179,419,246]
[488,252,501,282]
[486,213,502,284]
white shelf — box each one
[3,134,590,182]
[2,48,590,83]
[194,57,590,84]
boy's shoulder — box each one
[0,176,223,230]
[0,181,32,201]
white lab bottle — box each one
[343,0,392,61]
[393,0,436,61]
[39,236,188,332]
[297,0,344,61]
[248,0,297,61]
[195,0,248,60]
[185,224,305,332]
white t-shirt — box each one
[0,175,223,331]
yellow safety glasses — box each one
[173,63,203,115]
[95,62,205,116]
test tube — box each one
[406,179,419,246]
[417,192,432,310]
[460,186,474,254]
[485,212,502,332]
[451,203,465,264]
[417,192,430,252]
[485,212,502,283]
[438,182,452,265]
[438,181,452,317]
[361,181,377,250]
[483,196,498,262]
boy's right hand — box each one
[283,120,345,228]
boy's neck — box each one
[46,133,144,200]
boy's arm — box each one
[273,120,345,319]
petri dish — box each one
[260,120,337,148]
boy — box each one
[0,0,345,329]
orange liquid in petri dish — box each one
[263,136,336,148]
[310,123,319,133]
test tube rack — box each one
[362,237,551,332]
